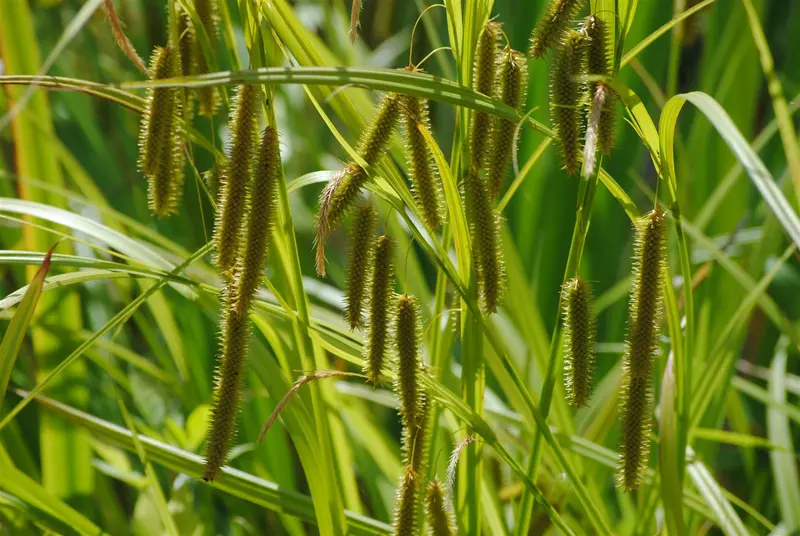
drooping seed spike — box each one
[362,236,395,384]
[488,48,528,198]
[357,92,401,166]
[177,5,198,118]
[585,14,615,155]
[427,480,455,536]
[138,45,185,217]
[404,398,431,530]
[395,294,423,431]
[344,202,378,330]
[562,277,596,407]
[464,171,506,313]
[213,84,261,274]
[235,126,280,313]
[314,164,370,276]
[549,29,588,175]
[194,0,221,116]
[617,210,667,492]
[203,285,251,481]
[400,95,443,229]
[470,22,501,171]
[393,467,422,536]
[529,0,585,58]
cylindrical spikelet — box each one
[203,286,251,481]
[177,6,198,118]
[344,203,378,330]
[194,0,220,116]
[470,22,500,171]
[585,15,615,155]
[562,277,596,407]
[315,164,370,276]
[138,45,185,217]
[464,171,506,313]
[400,95,443,229]
[213,84,261,274]
[529,0,584,58]
[393,467,421,536]
[549,29,587,176]
[357,92,401,166]
[395,294,423,431]
[488,48,528,198]
[427,480,455,536]
[235,126,280,313]
[617,210,667,491]
[362,236,395,384]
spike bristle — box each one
[562,277,596,407]
[470,22,501,171]
[344,202,378,330]
[617,210,667,491]
[357,92,401,166]
[529,0,584,58]
[401,95,443,229]
[362,236,395,384]
[427,480,455,536]
[549,29,587,175]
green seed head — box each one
[357,92,401,166]
[550,29,588,175]
[562,277,596,407]
[392,467,422,536]
[529,0,584,58]
[344,202,378,330]
[213,84,261,274]
[362,235,395,384]
[426,480,455,536]
[617,210,667,491]
[401,95,443,229]
[194,0,221,116]
[138,45,185,217]
[203,286,251,481]
[488,48,528,198]
[177,5,198,118]
[315,164,370,276]
[585,15,615,154]
[394,294,423,432]
[235,126,280,313]
[470,22,501,171]
[464,171,506,313]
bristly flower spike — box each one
[549,29,587,176]
[362,235,395,384]
[235,126,280,313]
[529,0,584,58]
[470,21,501,171]
[194,0,221,116]
[177,5,198,118]
[562,277,596,407]
[618,210,667,492]
[213,84,261,274]
[394,294,423,431]
[427,479,455,536]
[392,467,422,536]
[400,94,443,229]
[585,14,615,155]
[488,48,528,198]
[138,45,185,217]
[344,202,378,330]
[357,92,401,166]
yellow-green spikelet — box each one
[362,235,395,384]
[426,480,455,536]
[529,0,584,58]
[585,15,615,154]
[177,6,198,119]
[618,210,666,491]
[470,22,501,171]
[138,45,185,217]
[194,0,221,116]
[203,285,251,481]
[213,84,261,274]
[401,95,442,229]
[562,277,596,407]
[488,48,528,198]
[357,92,401,166]
[394,294,423,432]
[314,164,370,276]
[344,202,378,330]
[550,29,587,176]
[393,467,422,536]
[464,171,505,313]
[235,126,280,313]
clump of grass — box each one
[549,29,587,176]
[529,0,584,58]
[362,235,395,384]
[562,277,596,407]
[488,47,528,198]
[137,45,185,217]
[464,171,505,313]
[618,210,667,492]
[213,84,261,274]
[584,14,614,155]
[401,94,442,229]
[426,479,455,536]
[344,202,378,330]
[470,21,501,171]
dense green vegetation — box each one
[1,0,799,534]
